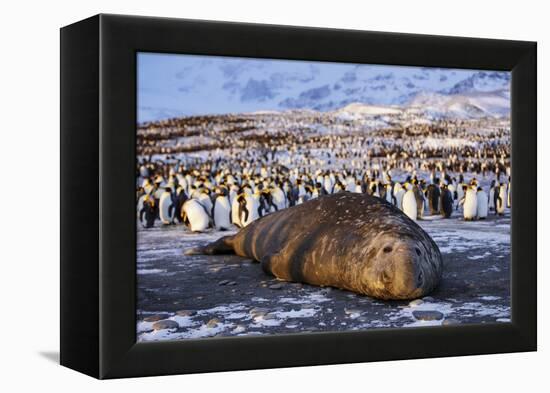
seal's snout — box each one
[372,240,427,300]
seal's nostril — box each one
[415,247,422,256]
[417,271,424,286]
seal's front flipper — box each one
[260,252,292,280]
[260,253,279,276]
[184,235,235,255]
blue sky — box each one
[137,52,509,123]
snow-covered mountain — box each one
[408,90,510,119]
[138,53,510,122]
[441,71,511,95]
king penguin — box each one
[402,183,418,220]
[496,183,507,216]
[476,187,488,219]
[393,183,406,211]
[426,182,441,215]
[440,184,453,218]
[271,184,287,210]
[182,199,210,232]
[463,186,478,221]
[240,190,261,226]
[212,191,232,230]
[488,180,496,212]
[196,189,213,214]
[159,187,175,225]
[231,193,246,228]
[413,182,425,219]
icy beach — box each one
[136,212,510,341]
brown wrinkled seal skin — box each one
[191,192,443,300]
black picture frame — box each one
[60,14,537,379]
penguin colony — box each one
[136,111,510,230]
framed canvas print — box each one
[60,14,537,379]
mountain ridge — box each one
[138,54,510,122]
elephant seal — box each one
[186,192,443,300]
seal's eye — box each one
[415,247,422,256]
[383,246,393,253]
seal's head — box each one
[361,234,438,300]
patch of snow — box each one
[137,268,167,275]
[231,325,246,334]
[169,315,198,328]
[139,328,178,341]
[180,322,234,339]
[278,291,330,305]
[251,297,270,303]
[479,295,500,301]
[137,321,155,333]
[274,308,317,319]
[225,312,249,320]
[251,316,283,328]
[198,304,247,315]
[403,319,443,328]
[468,252,491,260]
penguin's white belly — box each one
[489,189,495,209]
[395,190,405,210]
[184,201,210,232]
[457,188,464,202]
[198,195,213,213]
[476,191,488,218]
[385,189,392,203]
[242,198,260,227]
[324,180,333,193]
[231,199,241,227]
[159,194,173,224]
[463,191,478,219]
[154,188,164,199]
[137,195,145,216]
[497,189,507,213]
[402,190,417,220]
[213,197,231,230]
[417,194,425,217]
[272,190,286,210]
